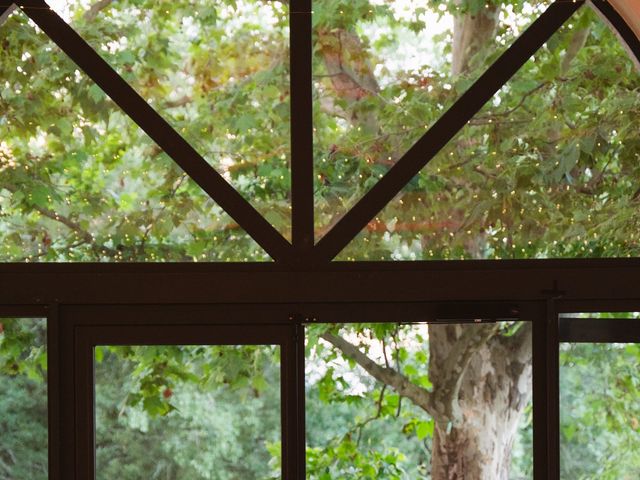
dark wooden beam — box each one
[1,258,639,305]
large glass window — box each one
[1,0,640,478]
[68,316,293,480]
[306,321,533,479]
[559,312,640,479]
[3,2,637,262]
[0,8,272,262]
[95,345,282,479]
[0,317,48,480]
[337,6,640,261]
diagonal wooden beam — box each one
[13,0,294,262]
[312,0,584,263]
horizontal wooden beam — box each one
[1,258,639,306]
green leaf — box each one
[95,346,104,363]
[30,186,50,209]
[416,420,434,440]
[88,84,104,103]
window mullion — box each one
[290,0,315,260]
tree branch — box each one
[355,384,386,446]
[84,0,114,21]
[31,204,124,258]
[321,332,434,416]
[561,26,591,75]
[1,182,89,242]
[0,181,122,257]
[32,204,91,242]
[471,82,549,123]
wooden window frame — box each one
[1,0,640,478]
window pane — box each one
[0,9,270,262]
[306,322,532,478]
[335,5,640,261]
[95,345,281,479]
[47,0,291,238]
[313,0,552,235]
[0,317,48,479]
[563,312,640,319]
[560,342,640,478]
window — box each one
[306,320,533,478]
[1,1,639,479]
[558,312,640,478]
[0,317,48,479]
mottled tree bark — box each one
[451,4,500,76]
[323,322,532,479]
[316,28,381,135]
[428,324,532,479]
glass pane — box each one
[95,345,281,479]
[306,322,532,478]
[560,342,640,478]
[338,6,640,261]
[0,317,48,479]
[46,0,291,238]
[0,9,270,262]
[563,312,640,319]
[313,0,553,233]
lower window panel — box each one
[0,317,48,480]
[94,344,282,480]
[560,342,640,478]
[305,322,533,479]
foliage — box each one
[0,373,48,480]
[94,346,282,480]
[1,0,289,261]
[2,0,640,478]
[312,5,640,260]
[0,318,47,480]
[560,342,640,479]
[0,317,46,380]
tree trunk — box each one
[452,4,500,76]
[323,323,532,479]
[431,421,515,479]
[428,324,532,479]
[316,28,380,134]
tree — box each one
[311,1,638,477]
[559,341,640,479]
[93,345,282,480]
[0,318,47,480]
[1,0,639,478]
[305,322,532,479]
